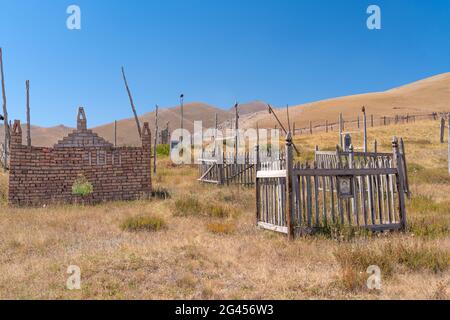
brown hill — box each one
[1,72,449,147]
[239,72,450,130]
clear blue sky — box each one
[1,0,449,127]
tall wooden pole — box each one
[121,66,141,138]
[234,102,239,162]
[1,48,9,169]
[214,113,218,156]
[26,80,31,147]
[153,105,159,174]
[339,113,343,149]
[114,120,117,147]
[362,106,368,152]
[448,113,450,174]
[180,94,184,143]
[440,117,445,144]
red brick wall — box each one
[8,119,152,206]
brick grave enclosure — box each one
[8,107,152,206]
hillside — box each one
[239,72,450,130]
[1,72,449,147]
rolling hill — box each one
[1,72,449,147]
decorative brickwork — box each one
[8,108,152,206]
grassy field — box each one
[0,120,449,299]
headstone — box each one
[344,134,352,151]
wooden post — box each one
[400,138,410,198]
[292,122,296,136]
[0,47,9,170]
[392,137,407,230]
[448,113,450,174]
[285,132,294,240]
[180,94,184,143]
[234,102,239,163]
[326,120,328,133]
[371,114,374,127]
[339,113,343,148]
[255,123,261,225]
[114,120,117,147]
[26,80,31,147]
[440,117,445,143]
[362,107,367,152]
[214,113,218,157]
[309,121,312,135]
[357,115,360,129]
[153,105,159,174]
[373,140,378,153]
[121,66,142,138]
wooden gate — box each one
[256,136,407,238]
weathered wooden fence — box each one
[315,142,410,196]
[198,150,285,186]
[256,135,408,238]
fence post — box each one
[326,120,328,133]
[255,126,261,225]
[393,137,407,231]
[309,121,312,135]
[339,113,343,148]
[292,122,296,136]
[373,140,378,154]
[440,117,445,143]
[285,132,294,240]
[400,138,410,198]
[371,114,374,127]
[448,113,450,174]
[362,107,367,152]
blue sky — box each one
[0,0,449,127]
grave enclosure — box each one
[8,108,152,206]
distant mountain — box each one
[1,72,449,147]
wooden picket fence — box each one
[314,142,410,196]
[256,135,408,238]
[198,150,284,186]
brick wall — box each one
[8,108,152,206]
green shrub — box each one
[156,144,170,157]
[121,215,167,232]
[71,175,93,197]
[173,196,203,216]
[173,196,237,218]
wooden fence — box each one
[256,135,407,238]
[315,142,410,197]
[198,150,285,186]
[292,111,449,136]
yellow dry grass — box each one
[0,120,449,300]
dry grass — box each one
[0,120,449,300]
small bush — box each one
[156,144,170,157]
[173,196,203,216]
[204,203,235,219]
[173,196,237,218]
[206,222,236,235]
[121,215,167,232]
[71,175,93,197]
